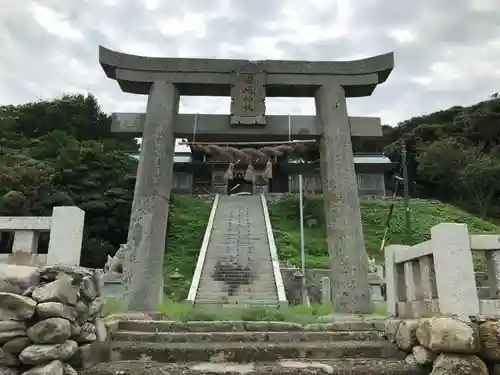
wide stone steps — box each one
[109,340,405,362]
[112,330,386,343]
[115,320,386,332]
[83,359,426,375]
[99,319,421,375]
[193,195,280,305]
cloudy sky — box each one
[2,0,500,129]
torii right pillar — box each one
[316,84,372,314]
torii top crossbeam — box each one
[99,46,394,98]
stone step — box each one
[112,330,386,343]
[196,290,278,295]
[110,341,405,362]
[194,299,279,305]
[193,303,280,309]
[198,274,276,280]
[116,320,386,333]
[82,360,426,375]
[195,296,278,301]
[195,294,278,298]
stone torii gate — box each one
[99,46,394,313]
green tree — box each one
[457,151,500,218]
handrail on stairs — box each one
[260,194,288,307]
[185,194,220,303]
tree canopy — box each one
[0,94,139,267]
[1,93,500,268]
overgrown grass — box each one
[104,298,388,322]
[270,196,500,267]
[162,195,500,300]
[163,195,212,300]
[157,300,337,323]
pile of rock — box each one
[386,315,500,375]
[0,264,106,375]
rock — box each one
[395,319,419,352]
[92,270,103,298]
[27,318,71,344]
[76,323,96,343]
[385,319,401,343]
[0,348,19,366]
[0,293,37,321]
[22,286,37,298]
[430,354,488,375]
[475,314,487,323]
[416,317,479,354]
[479,320,500,361]
[80,277,97,301]
[412,345,437,365]
[404,354,417,365]
[0,321,26,345]
[39,266,93,281]
[31,275,78,306]
[62,363,78,375]
[69,323,81,338]
[22,360,64,375]
[19,340,78,365]
[68,343,94,369]
[75,301,89,322]
[448,313,472,324]
[0,265,39,295]
[0,365,18,375]
[3,337,31,354]
[88,298,103,318]
[36,302,78,322]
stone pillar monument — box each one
[124,82,179,311]
[316,85,372,313]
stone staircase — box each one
[190,195,285,307]
[84,319,427,375]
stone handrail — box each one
[0,206,85,266]
[186,194,220,303]
[260,194,288,306]
[385,222,500,318]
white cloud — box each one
[29,3,83,42]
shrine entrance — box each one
[100,45,395,313]
[228,172,253,195]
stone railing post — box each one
[47,206,85,266]
[385,245,408,317]
[321,276,331,304]
[431,223,479,316]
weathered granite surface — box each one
[82,359,425,375]
[124,81,178,312]
[99,45,394,97]
[110,113,383,140]
[316,84,372,314]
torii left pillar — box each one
[124,81,179,311]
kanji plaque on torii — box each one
[230,71,266,125]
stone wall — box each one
[0,264,106,375]
[386,316,500,374]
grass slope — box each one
[270,196,500,268]
[163,195,500,300]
